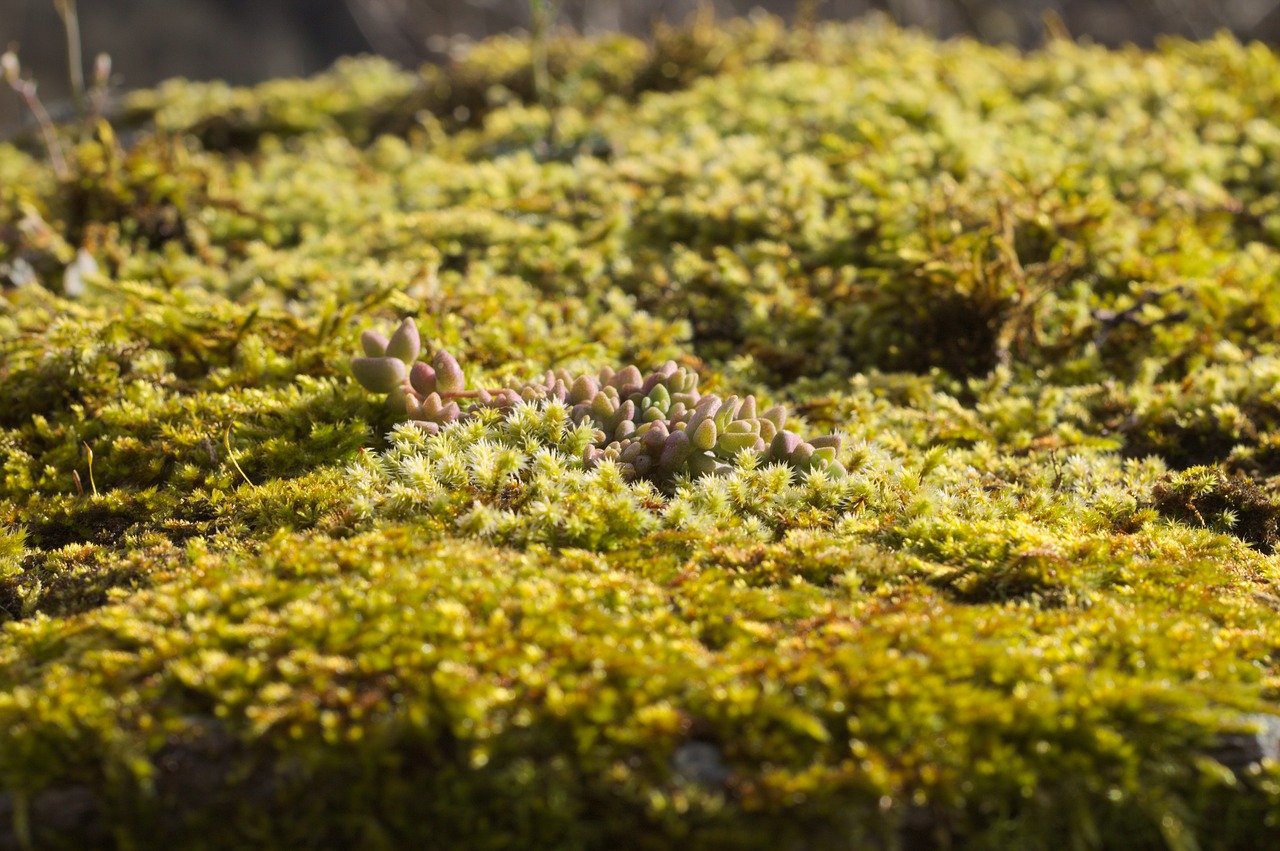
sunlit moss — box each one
[1,14,1280,850]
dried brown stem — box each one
[9,79,69,178]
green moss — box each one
[0,529,1276,848]
[2,15,1280,850]
[123,56,423,150]
[1150,467,1280,554]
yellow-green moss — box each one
[2,14,1280,850]
[0,527,1276,848]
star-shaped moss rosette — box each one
[351,318,845,485]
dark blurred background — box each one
[5,0,1280,132]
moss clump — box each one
[349,409,864,551]
[121,56,423,150]
[3,14,1280,850]
[1150,466,1280,554]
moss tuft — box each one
[1150,466,1280,553]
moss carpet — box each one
[1,15,1279,850]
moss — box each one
[122,56,424,150]
[0,530,1274,849]
[205,467,359,537]
[1150,467,1280,554]
[3,14,1280,850]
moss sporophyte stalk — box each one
[4,14,1280,851]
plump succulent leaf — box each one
[692,419,718,451]
[360,330,389,358]
[350,356,407,393]
[433,350,466,394]
[385,317,421,363]
[410,362,437,396]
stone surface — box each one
[1209,713,1280,775]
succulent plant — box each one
[352,317,845,486]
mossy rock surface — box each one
[2,15,1280,850]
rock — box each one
[1208,713,1280,775]
[671,740,731,789]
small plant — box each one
[352,317,846,487]
[2,49,68,178]
[3,0,113,177]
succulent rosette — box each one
[352,318,845,487]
